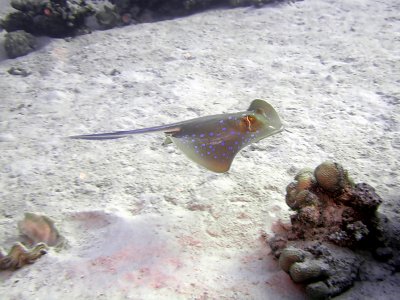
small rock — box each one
[110,69,121,76]
[7,67,30,76]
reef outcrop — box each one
[268,161,399,299]
[1,0,292,58]
[285,161,384,249]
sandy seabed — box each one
[0,0,399,299]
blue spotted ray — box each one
[70,99,283,173]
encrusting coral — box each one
[268,161,398,299]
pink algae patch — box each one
[83,240,185,290]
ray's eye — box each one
[241,115,257,131]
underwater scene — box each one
[0,0,399,299]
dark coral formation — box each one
[93,0,290,28]
[0,0,294,34]
[1,0,94,37]
[268,161,398,299]
[275,241,361,299]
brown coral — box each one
[314,161,351,193]
[279,247,306,273]
[295,168,316,191]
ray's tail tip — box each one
[68,133,127,140]
[68,134,92,140]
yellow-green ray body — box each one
[70,99,283,173]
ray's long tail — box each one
[69,124,181,140]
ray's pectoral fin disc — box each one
[166,99,283,173]
[169,136,236,173]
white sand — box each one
[0,0,399,299]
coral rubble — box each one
[268,161,398,299]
